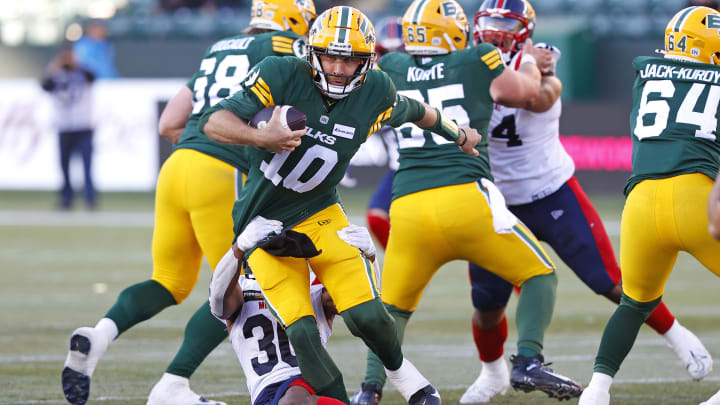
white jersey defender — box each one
[228,275,331,404]
[487,47,574,206]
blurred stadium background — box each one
[2,0,720,404]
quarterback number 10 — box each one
[634,79,719,141]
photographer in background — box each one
[41,47,97,210]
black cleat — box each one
[510,355,583,401]
[350,383,383,405]
[62,366,90,405]
[408,385,441,405]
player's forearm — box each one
[709,174,720,240]
[203,110,262,146]
[525,75,562,113]
[415,103,463,143]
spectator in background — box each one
[41,47,97,210]
[73,22,118,78]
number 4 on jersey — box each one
[492,114,523,147]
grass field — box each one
[1,189,719,405]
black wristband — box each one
[458,129,468,146]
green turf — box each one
[1,190,719,404]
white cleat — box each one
[700,389,720,405]
[62,327,111,405]
[459,358,510,404]
[577,385,610,405]
[147,373,226,405]
[664,320,713,380]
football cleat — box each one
[147,373,226,405]
[408,384,441,405]
[459,358,510,404]
[350,382,383,405]
[664,320,713,380]
[577,384,610,405]
[509,354,583,401]
[700,389,720,405]
[62,327,111,405]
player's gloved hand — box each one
[534,42,561,76]
[236,216,283,252]
[337,224,376,259]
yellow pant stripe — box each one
[512,223,554,270]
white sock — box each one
[159,372,189,386]
[95,318,119,342]
[482,357,506,375]
[386,358,430,401]
[662,319,681,341]
[588,372,613,392]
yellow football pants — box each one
[248,204,379,327]
[621,173,720,302]
[151,149,242,303]
[383,182,555,312]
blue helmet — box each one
[375,16,405,57]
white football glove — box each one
[534,42,561,75]
[337,224,376,259]
[235,216,283,251]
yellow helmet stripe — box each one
[674,6,698,32]
[412,0,431,25]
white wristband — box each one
[520,53,537,67]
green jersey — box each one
[176,31,304,173]
[626,56,720,195]
[378,44,505,200]
[202,56,417,234]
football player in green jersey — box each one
[61,1,316,405]
[579,6,720,405]
[352,0,584,402]
[200,6,483,405]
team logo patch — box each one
[320,115,330,124]
[707,14,720,30]
[332,123,355,139]
[244,66,260,87]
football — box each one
[249,105,307,131]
